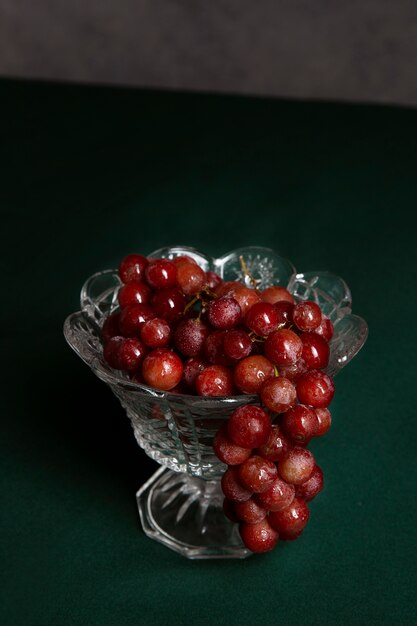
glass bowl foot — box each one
[136,467,251,559]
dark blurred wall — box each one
[1,0,416,105]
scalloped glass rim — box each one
[64,245,368,400]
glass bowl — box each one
[64,246,368,559]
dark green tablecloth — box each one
[1,79,416,625]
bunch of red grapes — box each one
[101,253,335,554]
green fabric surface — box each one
[1,79,416,626]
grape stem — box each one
[248,331,267,343]
[183,295,200,314]
[202,286,218,299]
[239,256,259,290]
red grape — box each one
[281,404,319,445]
[101,312,121,342]
[228,285,262,316]
[151,287,186,323]
[257,477,295,512]
[118,253,148,284]
[256,424,291,462]
[176,262,206,295]
[207,296,242,330]
[261,286,294,304]
[145,259,177,289]
[295,465,324,501]
[268,497,310,540]
[103,336,124,369]
[206,271,222,291]
[245,302,279,336]
[314,316,334,342]
[274,301,294,327]
[265,329,303,366]
[142,348,183,391]
[195,365,235,397]
[203,331,234,366]
[238,455,278,493]
[213,426,252,465]
[234,355,275,394]
[117,337,148,372]
[234,498,267,524]
[239,519,279,553]
[278,447,315,485]
[300,332,330,370]
[214,281,241,297]
[172,255,198,267]
[315,407,332,436]
[118,281,151,308]
[293,300,322,331]
[296,370,335,408]
[228,405,271,448]
[182,356,207,389]
[260,377,297,413]
[223,330,253,360]
[221,466,252,502]
[174,318,209,357]
[278,358,308,382]
[140,317,171,348]
[119,304,154,337]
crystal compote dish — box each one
[64,246,368,559]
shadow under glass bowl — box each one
[64,246,368,559]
